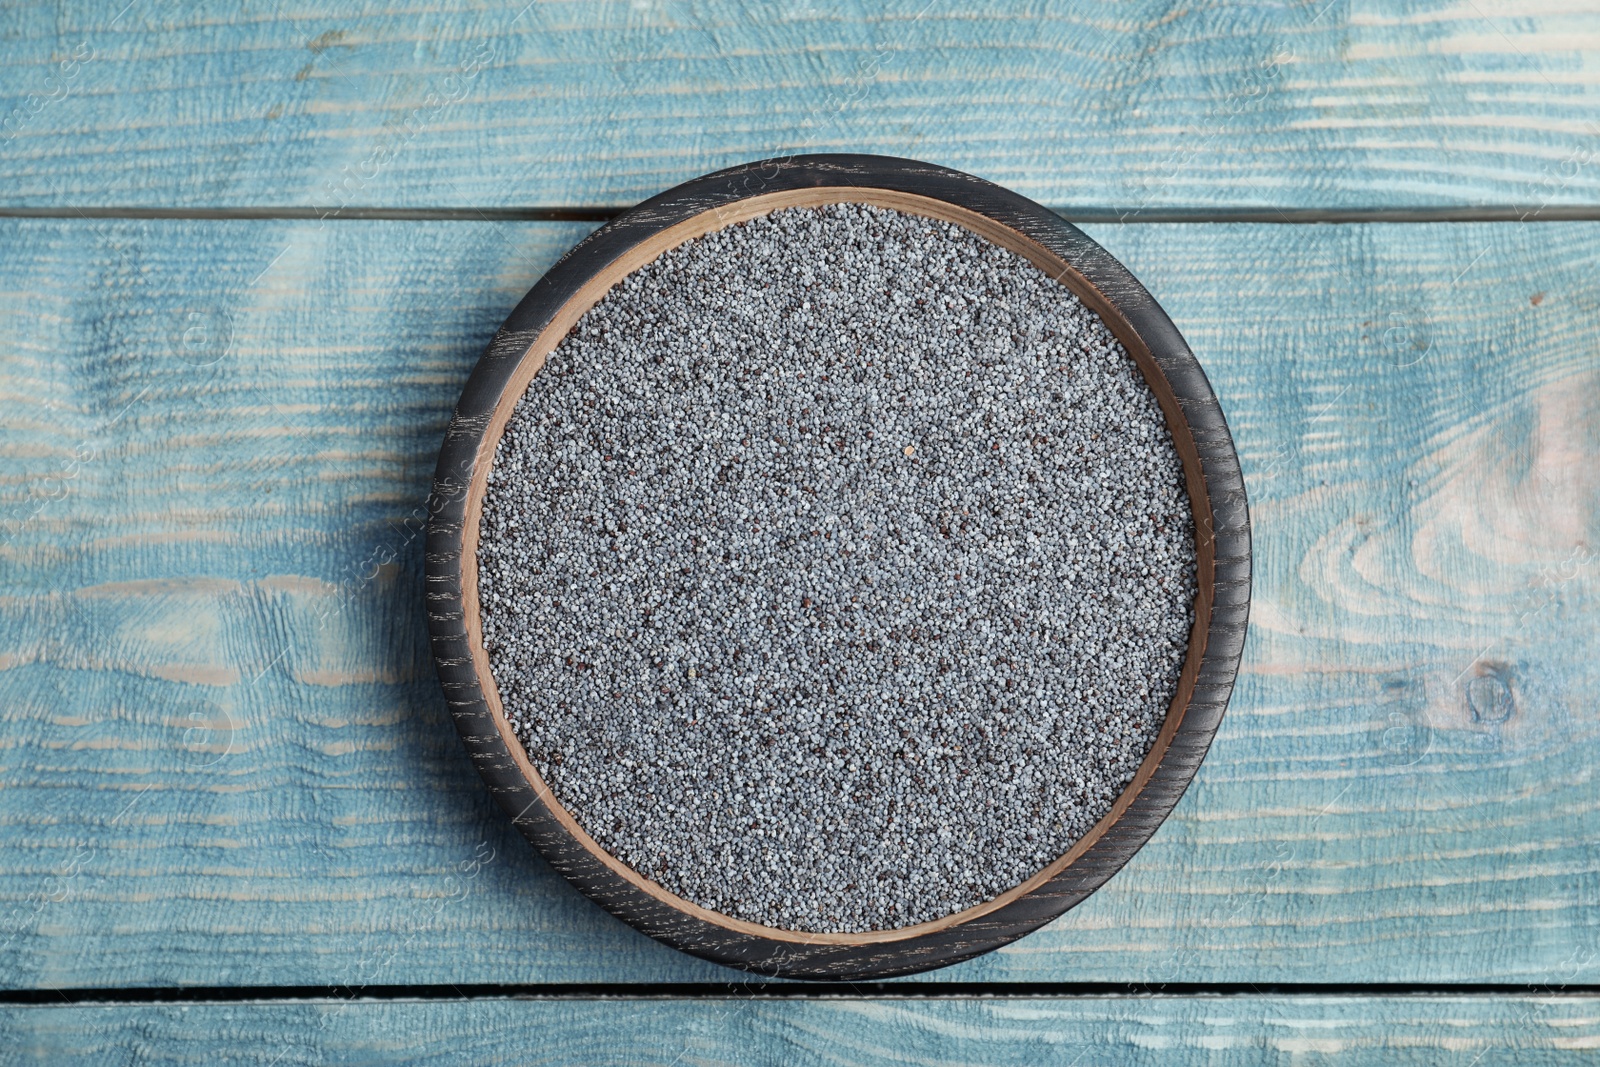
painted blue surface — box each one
[0,217,1594,992]
[5,995,1600,1065]
[0,1,1597,210]
[1,3,1598,1059]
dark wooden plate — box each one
[426,154,1251,980]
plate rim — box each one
[426,153,1252,980]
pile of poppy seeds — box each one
[478,203,1196,934]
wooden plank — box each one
[0,217,1597,989]
[4,995,1600,1064]
[2,1,1600,211]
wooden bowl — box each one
[426,155,1251,980]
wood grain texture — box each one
[0,217,1597,989]
[2,0,1600,211]
[4,995,1600,1065]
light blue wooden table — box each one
[2,1,1598,1062]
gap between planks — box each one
[6,983,1600,1006]
[2,207,1600,223]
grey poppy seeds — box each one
[477,203,1196,934]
